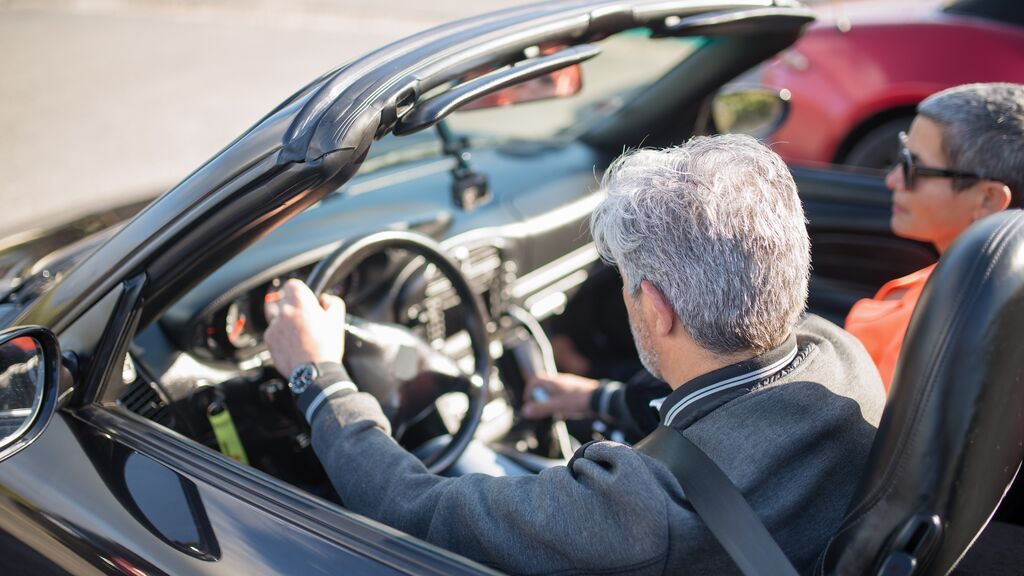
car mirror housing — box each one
[711,86,791,139]
[0,326,61,461]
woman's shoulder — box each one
[874,263,938,300]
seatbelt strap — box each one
[634,426,799,576]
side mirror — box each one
[711,86,791,139]
[0,326,60,460]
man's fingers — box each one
[522,393,578,420]
[264,293,282,323]
[281,278,303,305]
[525,373,556,394]
[524,376,544,396]
[522,376,549,419]
[283,278,319,308]
[522,400,555,420]
[524,376,552,405]
[320,294,346,316]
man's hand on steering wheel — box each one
[264,279,347,377]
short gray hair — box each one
[590,134,810,355]
[918,83,1024,204]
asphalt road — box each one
[0,0,530,236]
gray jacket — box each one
[306,315,885,575]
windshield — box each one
[446,31,705,141]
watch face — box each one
[289,364,317,395]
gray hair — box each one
[590,135,810,355]
[918,83,1024,204]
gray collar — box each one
[653,335,800,429]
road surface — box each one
[0,0,528,235]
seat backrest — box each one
[818,210,1024,576]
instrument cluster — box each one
[197,264,315,361]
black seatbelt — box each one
[634,426,800,576]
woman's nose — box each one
[885,164,904,192]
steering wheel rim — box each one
[307,230,492,474]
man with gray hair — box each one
[264,134,885,574]
[525,135,816,437]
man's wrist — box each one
[292,362,357,424]
[589,379,624,422]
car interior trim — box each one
[512,243,600,299]
[80,274,147,406]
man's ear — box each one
[975,180,1012,219]
[639,280,676,337]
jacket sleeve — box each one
[590,371,671,442]
[309,390,676,576]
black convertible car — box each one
[0,1,1021,574]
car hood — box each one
[0,198,154,298]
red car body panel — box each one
[762,10,1024,166]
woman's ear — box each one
[976,181,1012,219]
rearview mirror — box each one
[712,86,791,139]
[459,64,583,111]
[0,326,60,460]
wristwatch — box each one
[287,361,355,424]
[289,362,327,396]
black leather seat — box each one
[817,210,1024,576]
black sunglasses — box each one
[898,131,982,190]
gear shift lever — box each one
[507,306,574,460]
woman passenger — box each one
[845,83,1024,391]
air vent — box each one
[120,380,173,427]
[426,243,502,306]
[463,243,502,287]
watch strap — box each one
[294,362,357,424]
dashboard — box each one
[192,239,511,365]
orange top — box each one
[844,264,936,392]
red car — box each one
[762,0,1024,169]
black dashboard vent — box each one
[465,243,502,288]
[426,241,504,314]
[120,380,173,427]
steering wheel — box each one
[306,230,492,474]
